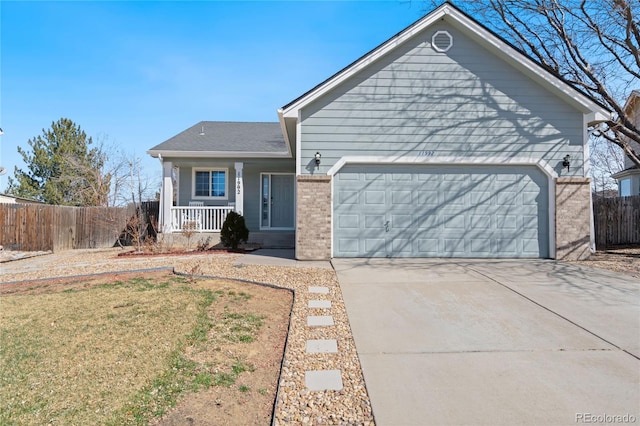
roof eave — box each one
[147,150,292,159]
[611,167,640,180]
[586,111,612,126]
[277,108,294,156]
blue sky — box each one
[0,0,428,193]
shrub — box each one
[220,211,249,250]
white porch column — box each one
[234,162,244,215]
[160,161,174,232]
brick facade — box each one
[555,177,592,260]
[296,175,332,260]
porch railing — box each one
[170,206,234,232]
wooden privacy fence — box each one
[0,203,136,252]
[593,195,640,248]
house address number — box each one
[418,150,435,156]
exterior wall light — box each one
[563,154,571,171]
[314,152,322,168]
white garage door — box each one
[333,164,549,258]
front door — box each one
[261,174,295,229]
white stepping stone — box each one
[306,339,338,353]
[308,299,331,309]
[308,286,329,294]
[305,370,343,391]
[307,315,334,326]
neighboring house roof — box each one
[0,193,44,204]
[623,90,640,112]
[612,89,640,177]
[148,121,291,158]
[278,1,611,144]
[611,166,639,180]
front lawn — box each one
[0,273,291,425]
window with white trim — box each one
[192,168,228,199]
[619,178,631,197]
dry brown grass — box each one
[0,273,291,426]
[0,275,205,425]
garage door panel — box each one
[443,174,467,182]
[365,173,384,181]
[364,191,385,204]
[364,215,385,229]
[364,238,386,255]
[392,239,412,253]
[391,214,413,229]
[417,190,439,204]
[338,190,360,204]
[496,191,519,205]
[333,164,549,258]
[443,215,465,230]
[470,215,491,229]
[470,238,492,255]
[496,215,518,230]
[337,214,359,229]
[337,238,359,254]
[391,191,413,204]
[416,214,439,229]
[469,191,493,205]
[442,191,466,205]
[416,238,441,254]
[391,173,412,181]
[495,239,518,255]
[444,239,466,254]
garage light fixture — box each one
[315,152,322,168]
[562,154,571,171]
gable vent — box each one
[432,30,453,52]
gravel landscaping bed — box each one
[0,248,375,425]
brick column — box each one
[296,175,332,260]
[555,177,592,260]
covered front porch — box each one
[158,161,245,233]
[156,158,296,250]
[148,121,297,249]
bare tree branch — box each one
[423,0,640,167]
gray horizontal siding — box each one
[300,23,586,176]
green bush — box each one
[220,211,249,250]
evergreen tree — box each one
[7,118,110,206]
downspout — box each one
[585,116,596,253]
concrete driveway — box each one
[333,259,640,426]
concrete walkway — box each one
[234,249,332,269]
[333,258,640,426]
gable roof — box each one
[623,90,640,113]
[278,1,610,130]
[148,121,290,158]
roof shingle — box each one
[148,121,287,154]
